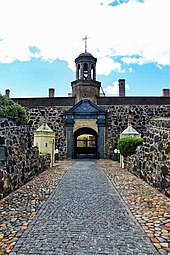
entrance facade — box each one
[65,98,107,159]
[74,127,97,158]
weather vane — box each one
[82,35,89,53]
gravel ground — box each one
[99,159,170,255]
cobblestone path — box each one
[11,160,158,255]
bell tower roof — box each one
[75,51,97,64]
[78,52,94,58]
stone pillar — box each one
[80,63,84,80]
[76,65,79,80]
[97,117,107,158]
[5,89,10,98]
[49,88,55,97]
[118,79,125,97]
[88,64,91,80]
[65,118,75,159]
[93,67,96,81]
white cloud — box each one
[97,57,122,75]
[121,57,147,65]
[0,0,170,74]
[104,82,119,95]
[105,81,129,95]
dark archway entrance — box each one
[74,128,97,159]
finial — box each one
[128,115,132,127]
[82,35,88,53]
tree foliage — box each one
[0,95,28,125]
[118,137,143,157]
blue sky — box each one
[0,0,170,98]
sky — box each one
[0,0,170,98]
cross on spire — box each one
[82,35,88,53]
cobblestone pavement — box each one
[99,160,170,255]
[0,161,72,255]
[10,160,158,255]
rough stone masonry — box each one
[125,118,170,197]
[0,118,50,198]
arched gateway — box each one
[74,127,97,158]
[65,98,107,159]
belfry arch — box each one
[72,52,100,103]
[75,53,97,81]
[74,127,97,158]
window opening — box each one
[83,63,88,80]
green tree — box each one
[118,137,143,157]
[0,95,28,125]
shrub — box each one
[0,95,28,125]
[118,136,143,157]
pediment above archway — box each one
[65,98,106,116]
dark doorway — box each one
[74,128,97,159]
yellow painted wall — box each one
[74,119,98,133]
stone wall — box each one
[26,104,170,159]
[125,118,170,197]
[13,96,170,159]
[104,105,170,158]
[28,106,70,159]
[0,118,50,198]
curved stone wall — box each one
[125,118,170,197]
[0,118,50,198]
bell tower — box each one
[71,38,101,103]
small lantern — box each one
[119,116,141,168]
[120,116,141,138]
